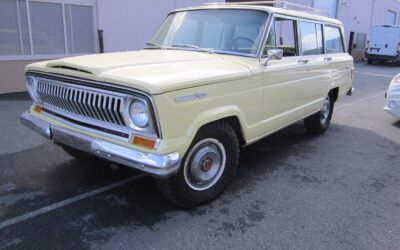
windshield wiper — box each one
[170,44,214,53]
[144,42,163,49]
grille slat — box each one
[36,78,128,130]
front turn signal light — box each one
[132,136,156,149]
[33,104,42,113]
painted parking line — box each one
[0,173,147,230]
[355,71,394,78]
[336,92,385,110]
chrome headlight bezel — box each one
[25,75,41,101]
[129,100,149,128]
[123,96,157,136]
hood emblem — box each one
[175,93,208,103]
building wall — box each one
[283,0,400,48]
[0,60,46,94]
[0,0,219,94]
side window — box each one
[299,21,324,55]
[264,17,298,57]
[325,26,345,54]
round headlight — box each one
[129,100,149,128]
[25,76,39,101]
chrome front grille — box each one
[36,77,128,128]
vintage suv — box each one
[21,2,354,207]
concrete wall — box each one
[0,0,219,94]
[0,60,43,94]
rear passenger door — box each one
[297,20,332,114]
[324,25,352,97]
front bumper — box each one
[20,111,181,177]
[384,99,400,118]
[366,53,400,61]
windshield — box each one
[146,9,269,57]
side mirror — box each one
[261,49,283,66]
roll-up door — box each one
[313,0,338,18]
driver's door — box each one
[259,15,312,136]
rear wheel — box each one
[367,58,373,64]
[304,93,334,135]
[154,121,240,208]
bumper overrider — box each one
[20,111,181,177]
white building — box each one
[0,0,221,94]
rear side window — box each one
[325,26,345,54]
[299,21,324,55]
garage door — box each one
[313,0,338,18]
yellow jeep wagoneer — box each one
[21,2,354,207]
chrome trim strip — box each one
[20,111,180,177]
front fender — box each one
[186,105,248,140]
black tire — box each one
[154,121,240,208]
[61,145,96,161]
[367,58,373,64]
[304,93,334,135]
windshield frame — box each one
[144,8,272,58]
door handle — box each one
[298,59,309,64]
[324,57,333,61]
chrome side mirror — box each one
[261,49,283,66]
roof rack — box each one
[204,1,328,15]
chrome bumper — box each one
[20,111,180,177]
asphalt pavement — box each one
[0,62,399,250]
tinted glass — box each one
[325,26,345,54]
[300,22,320,55]
[148,10,269,56]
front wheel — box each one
[304,94,334,135]
[154,121,240,208]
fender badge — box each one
[175,93,208,103]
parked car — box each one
[21,3,354,207]
[366,25,400,65]
[384,73,400,118]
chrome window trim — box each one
[26,71,162,139]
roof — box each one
[173,4,343,26]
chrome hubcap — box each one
[320,96,331,124]
[184,138,226,191]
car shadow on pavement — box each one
[1,122,400,249]
[0,92,30,101]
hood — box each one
[36,50,255,94]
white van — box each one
[366,25,400,64]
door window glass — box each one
[264,17,297,57]
[325,26,345,54]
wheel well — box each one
[329,87,339,102]
[198,116,246,146]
